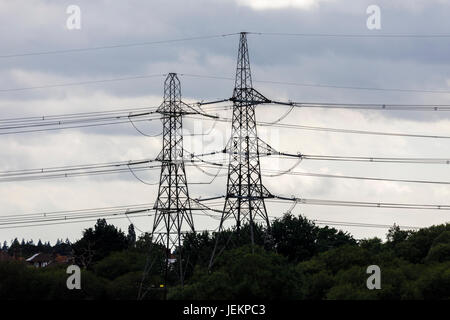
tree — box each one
[271,214,355,262]
[425,230,450,263]
[8,238,20,257]
[391,224,450,263]
[170,245,304,300]
[127,224,136,248]
[72,219,128,268]
[387,225,413,245]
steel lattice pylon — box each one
[138,73,216,298]
[140,73,194,295]
[209,32,272,268]
[152,73,195,253]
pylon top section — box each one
[232,33,270,105]
[158,73,182,114]
[234,32,253,92]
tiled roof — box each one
[26,253,54,263]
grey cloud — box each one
[1,0,450,242]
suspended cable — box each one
[272,195,450,210]
[265,105,295,125]
[128,116,162,138]
[180,73,450,95]
[0,118,155,135]
[0,103,226,135]
[261,157,303,177]
[0,74,167,93]
[0,33,239,59]
[126,164,160,186]
[264,169,450,185]
[190,115,450,139]
[248,31,450,39]
[293,154,450,164]
[282,101,450,111]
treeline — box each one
[0,215,449,300]
[2,238,72,258]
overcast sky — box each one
[1,0,450,245]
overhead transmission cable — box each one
[0,33,240,59]
[247,31,450,39]
[191,114,450,139]
[180,73,450,95]
[0,200,425,231]
[0,103,230,135]
[0,158,222,183]
[272,195,450,211]
[190,162,450,185]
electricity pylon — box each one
[152,73,194,265]
[139,73,214,299]
[209,32,273,268]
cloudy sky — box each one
[1,0,450,244]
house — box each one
[168,253,177,264]
[26,253,72,268]
[54,254,72,264]
[26,253,54,268]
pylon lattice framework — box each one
[151,73,195,253]
[139,73,217,298]
[211,33,273,263]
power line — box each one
[8,155,445,186]
[0,112,159,130]
[311,220,420,230]
[4,71,449,95]
[0,33,239,59]
[201,194,450,210]
[204,200,423,230]
[186,148,450,165]
[0,200,424,231]
[0,159,156,176]
[192,115,450,139]
[272,196,450,211]
[230,98,450,111]
[180,162,450,186]
[0,213,153,230]
[0,104,229,135]
[0,118,155,135]
[284,101,450,111]
[0,200,225,227]
[248,31,450,39]
[0,106,158,123]
[0,102,226,124]
[0,165,157,183]
[294,154,450,164]
[0,158,224,183]
[180,73,450,95]
[0,203,154,225]
[0,74,166,93]
[262,169,450,185]
[0,214,421,231]
[5,31,445,61]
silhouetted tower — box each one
[152,73,195,254]
[209,32,272,268]
[139,73,216,299]
[143,73,194,295]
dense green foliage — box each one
[0,216,449,300]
